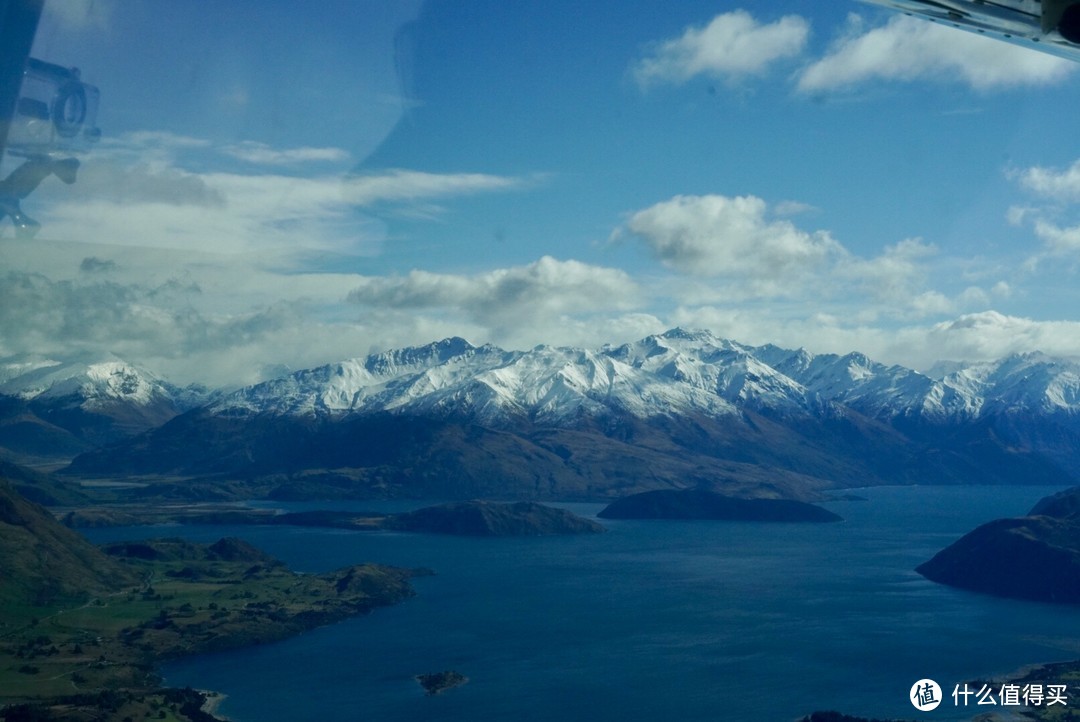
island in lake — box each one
[597,489,843,523]
[416,669,469,696]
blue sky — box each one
[6,0,1080,385]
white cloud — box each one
[344,169,530,206]
[339,256,668,364]
[1006,205,1039,226]
[221,142,352,166]
[1006,159,1080,265]
[1013,159,1080,202]
[633,10,809,88]
[621,194,841,284]
[22,133,530,257]
[347,256,642,337]
[797,15,1074,93]
[836,237,938,307]
[2,234,1068,388]
[619,195,994,319]
[773,200,818,217]
[0,241,422,387]
[669,306,1080,371]
[1033,220,1080,253]
[917,311,1080,362]
[35,173,370,256]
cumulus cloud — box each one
[1032,220,1080,254]
[620,194,842,285]
[347,256,642,334]
[0,264,384,387]
[917,311,1080,362]
[620,195,1005,321]
[1,236,1061,389]
[836,237,938,306]
[1012,159,1080,202]
[797,15,1073,93]
[633,10,809,87]
[0,270,200,358]
[1006,159,1080,266]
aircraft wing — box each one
[859,0,1080,62]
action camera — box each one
[6,57,100,157]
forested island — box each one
[597,488,843,522]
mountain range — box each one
[4,329,1079,501]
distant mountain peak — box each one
[658,327,715,342]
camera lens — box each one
[52,82,87,138]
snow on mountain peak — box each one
[52,331,1078,429]
[2,358,162,404]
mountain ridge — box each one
[58,329,1080,501]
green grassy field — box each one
[0,537,418,721]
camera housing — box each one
[5,58,99,158]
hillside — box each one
[0,482,420,721]
[0,481,137,606]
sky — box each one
[5,0,1080,386]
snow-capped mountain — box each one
[211,335,739,423]
[203,329,1080,428]
[0,355,215,459]
[3,357,177,407]
[65,330,1080,501]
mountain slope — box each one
[0,481,138,605]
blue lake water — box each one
[85,486,1080,721]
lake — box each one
[85,486,1080,721]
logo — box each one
[911,679,943,711]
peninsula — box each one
[0,481,421,721]
[916,486,1080,604]
[64,499,607,537]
